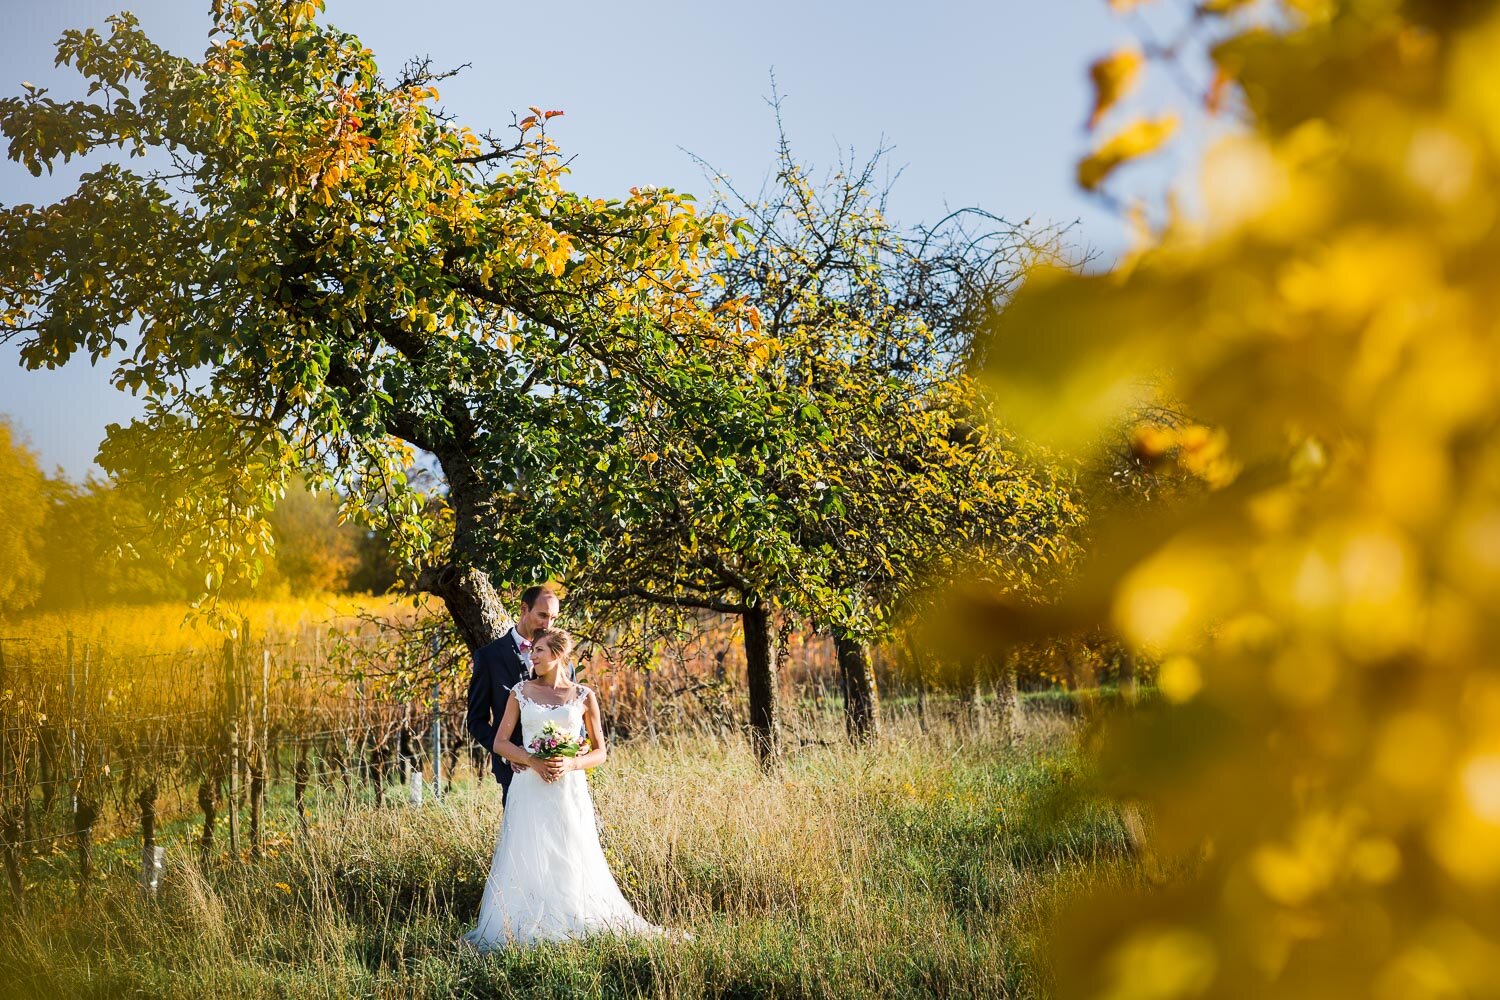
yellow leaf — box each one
[1087,47,1145,129]
[1077,114,1178,191]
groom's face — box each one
[519,593,560,635]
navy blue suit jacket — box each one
[465,630,528,795]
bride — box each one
[462,626,674,949]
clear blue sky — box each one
[0,0,1200,480]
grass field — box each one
[0,707,1141,999]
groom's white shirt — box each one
[507,625,534,679]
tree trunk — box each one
[417,561,511,652]
[742,604,780,770]
[833,629,880,746]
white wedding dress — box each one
[462,682,666,950]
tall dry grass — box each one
[0,707,1142,999]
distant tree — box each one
[262,472,359,594]
[0,418,47,614]
[347,523,402,596]
[30,468,375,610]
[37,474,127,610]
[35,472,212,610]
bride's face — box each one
[531,639,560,673]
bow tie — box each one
[517,637,532,650]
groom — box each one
[465,585,560,805]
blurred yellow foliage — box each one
[979,1,1500,995]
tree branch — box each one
[590,587,748,616]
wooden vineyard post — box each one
[238,618,251,812]
[254,647,269,860]
[429,633,442,802]
[1,809,23,916]
[0,640,19,914]
[224,638,240,858]
[337,739,353,809]
[644,669,657,742]
[71,638,98,902]
[399,704,417,805]
[372,743,386,809]
[249,747,264,861]
[66,631,76,815]
[0,639,35,872]
[444,716,461,794]
[406,698,423,805]
[715,645,731,738]
[138,780,162,898]
[407,691,423,806]
[293,748,309,835]
[73,795,98,904]
[229,720,240,856]
[198,776,217,867]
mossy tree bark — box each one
[833,628,880,746]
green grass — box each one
[0,712,1142,999]
[1018,685,1159,717]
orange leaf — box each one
[1206,66,1232,115]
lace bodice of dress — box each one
[512,682,588,746]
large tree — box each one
[0,2,748,647]
[546,140,1081,756]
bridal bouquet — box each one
[527,721,589,759]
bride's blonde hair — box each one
[531,627,574,659]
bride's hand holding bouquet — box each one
[527,721,590,782]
